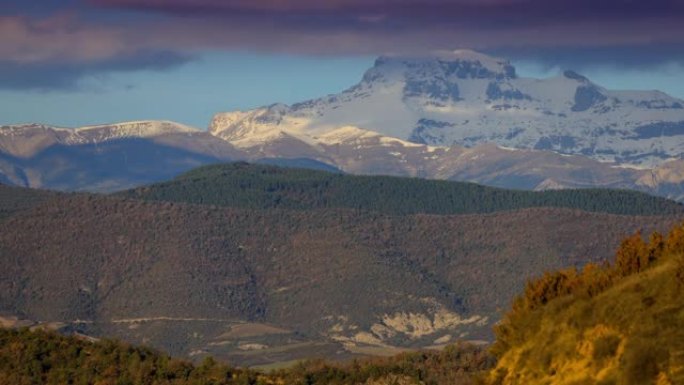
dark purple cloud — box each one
[493,43,684,71]
[88,0,684,25]
[0,50,192,91]
[89,0,679,15]
[0,14,193,90]
[2,0,684,89]
[83,0,684,61]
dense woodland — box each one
[0,328,492,385]
[120,162,683,216]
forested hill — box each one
[120,162,683,216]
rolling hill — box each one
[1,166,682,366]
[120,163,684,216]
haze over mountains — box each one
[3,50,684,199]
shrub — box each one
[592,335,621,361]
[620,339,666,385]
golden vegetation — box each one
[489,223,684,385]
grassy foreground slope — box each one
[0,327,492,385]
[120,162,683,216]
[488,224,684,385]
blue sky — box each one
[2,0,684,128]
[2,52,683,129]
[0,53,375,128]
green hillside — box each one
[487,224,684,385]
[119,162,683,216]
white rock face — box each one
[210,50,684,168]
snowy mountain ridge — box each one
[210,50,684,168]
[0,120,199,158]
[5,116,684,200]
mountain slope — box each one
[7,121,684,200]
[487,224,684,384]
[211,50,684,168]
[204,123,684,200]
[120,162,684,216]
[0,121,199,157]
[0,122,246,191]
[1,178,682,366]
[5,216,684,384]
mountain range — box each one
[3,50,684,200]
[210,50,684,168]
[1,164,682,366]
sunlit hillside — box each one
[488,225,684,384]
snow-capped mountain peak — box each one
[367,49,516,83]
[211,49,684,168]
[434,49,512,68]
